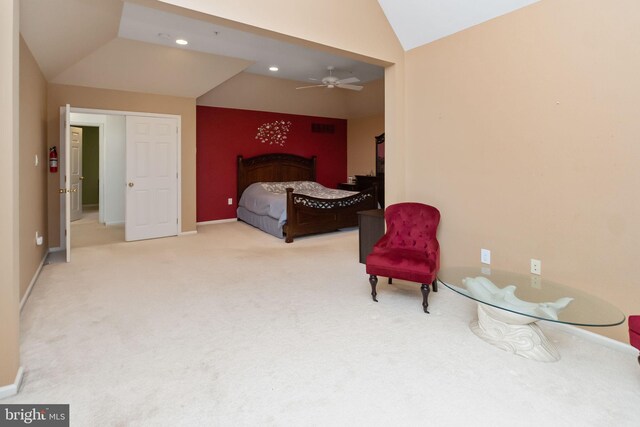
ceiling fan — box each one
[296,66,363,91]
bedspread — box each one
[238,181,357,226]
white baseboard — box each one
[197,218,237,226]
[48,246,64,253]
[546,322,637,355]
[105,221,124,226]
[0,367,24,400]
[20,252,47,312]
[179,230,197,236]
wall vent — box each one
[311,123,335,134]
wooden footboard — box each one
[284,186,378,243]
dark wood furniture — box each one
[237,153,378,243]
[357,209,384,264]
[375,132,385,207]
[337,182,359,191]
[355,175,383,207]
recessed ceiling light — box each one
[175,39,188,45]
[269,66,279,72]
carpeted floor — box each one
[70,208,124,249]
[6,222,640,426]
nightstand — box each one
[357,209,384,264]
[337,182,359,191]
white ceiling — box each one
[377,0,540,51]
[20,0,543,98]
[118,2,384,84]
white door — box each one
[125,116,178,241]
[60,104,71,262]
[70,126,83,221]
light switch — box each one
[481,248,491,265]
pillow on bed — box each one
[260,181,357,200]
[260,181,321,194]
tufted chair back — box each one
[377,202,440,251]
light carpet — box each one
[6,222,640,426]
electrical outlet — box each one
[530,275,541,289]
[530,259,541,275]
[227,198,233,205]
[481,248,491,265]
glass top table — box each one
[437,267,625,362]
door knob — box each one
[79,176,85,181]
[128,182,134,187]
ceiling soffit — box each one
[51,38,253,98]
[20,0,123,80]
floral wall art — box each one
[196,106,347,221]
[256,120,292,146]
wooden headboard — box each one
[237,153,317,203]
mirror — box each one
[375,133,385,175]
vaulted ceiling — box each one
[20,0,540,98]
[377,0,540,50]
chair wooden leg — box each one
[421,283,430,314]
[369,275,378,302]
[388,277,393,285]
[432,279,438,292]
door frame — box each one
[59,106,182,260]
[69,119,105,224]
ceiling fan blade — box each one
[296,84,326,90]
[336,77,360,85]
[337,84,363,91]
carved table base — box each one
[470,304,560,362]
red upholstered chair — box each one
[366,203,440,313]
[629,316,640,365]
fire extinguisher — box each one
[49,146,58,173]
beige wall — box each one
[0,0,20,388]
[46,84,197,247]
[347,115,384,177]
[198,73,350,118]
[404,0,638,342]
[19,36,48,300]
[346,78,384,119]
[198,73,385,120]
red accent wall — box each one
[196,106,348,222]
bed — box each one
[237,153,378,242]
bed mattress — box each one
[236,181,357,239]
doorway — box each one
[69,123,125,248]
[59,107,182,261]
